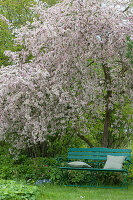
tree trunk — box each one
[102,105,111,147]
[102,63,112,147]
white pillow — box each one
[104,155,126,170]
[68,161,91,168]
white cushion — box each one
[68,161,91,168]
[104,155,126,170]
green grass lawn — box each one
[0,179,133,199]
[36,184,133,200]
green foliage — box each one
[128,150,133,183]
[0,144,133,186]
[19,157,62,184]
[0,145,62,183]
[0,179,38,200]
[46,128,84,157]
[0,18,13,66]
[0,145,15,179]
[41,0,61,7]
[63,161,127,186]
[0,0,37,27]
[66,170,124,186]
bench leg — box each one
[60,169,68,185]
[89,172,98,187]
[121,172,128,189]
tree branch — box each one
[77,132,94,148]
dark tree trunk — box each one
[102,105,111,147]
[102,63,112,147]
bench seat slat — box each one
[58,166,128,173]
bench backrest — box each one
[68,147,131,161]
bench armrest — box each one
[57,156,68,166]
[123,160,132,170]
[127,160,133,165]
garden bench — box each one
[57,147,132,189]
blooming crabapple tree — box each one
[0,0,132,152]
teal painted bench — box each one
[57,147,132,189]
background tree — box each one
[0,16,13,66]
[0,0,51,67]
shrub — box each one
[0,148,62,184]
[0,179,38,200]
[66,170,123,186]
[0,145,132,186]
